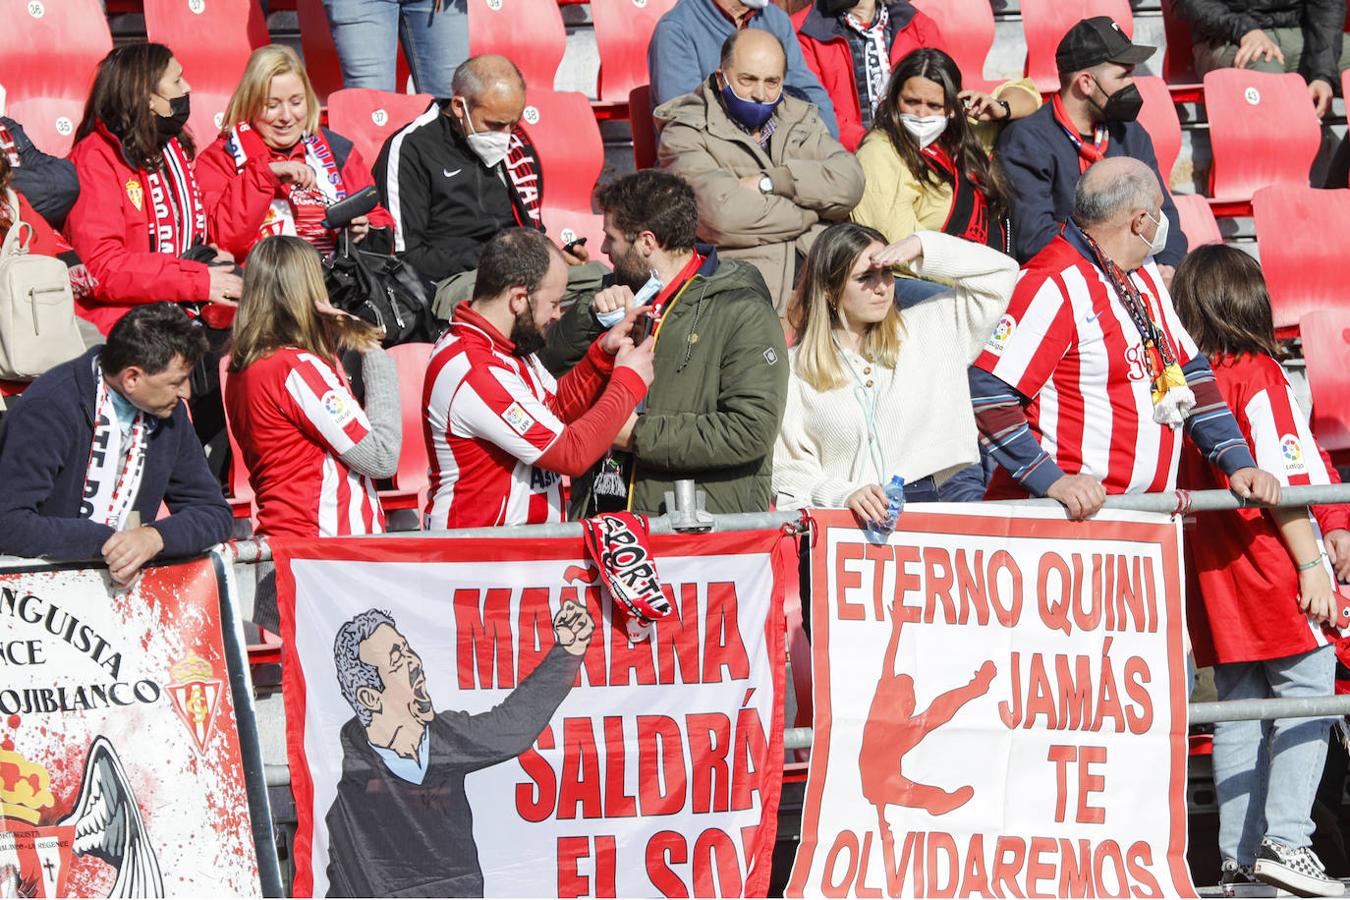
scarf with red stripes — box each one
[1052,94,1108,175]
[504,126,543,229]
[142,137,207,256]
[0,121,19,168]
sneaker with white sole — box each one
[1254,840,1344,898]
[1221,858,1260,896]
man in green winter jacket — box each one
[542,171,788,517]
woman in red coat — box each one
[67,44,241,335]
[196,44,394,262]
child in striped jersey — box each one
[1172,244,1350,898]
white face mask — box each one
[457,99,512,169]
[899,113,947,149]
[740,0,769,7]
[1140,208,1169,257]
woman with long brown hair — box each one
[66,43,241,336]
[851,48,1033,305]
[1171,244,1350,897]
[772,222,1015,524]
[224,235,400,541]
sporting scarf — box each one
[842,3,891,119]
[1081,229,1195,427]
[81,359,149,530]
[143,137,207,256]
[921,144,1008,253]
[0,121,19,168]
[225,123,346,252]
[502,127,543,229]
[1052,94,1108,175]
[581,512,672,642]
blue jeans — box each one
[322,0,468,98]
[894,275,948,309]
[1211,645,1336,863]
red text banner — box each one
[0,555,263,897]
[275,529,786,898]
[788,506,1195,899]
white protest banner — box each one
[788,506,1195,899]
[275,529,787,898]
[0,554,267,897]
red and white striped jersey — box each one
[423,307,568,528]
[1181,353,1343,665]
[224,347,386,538]
[974,237,1200,495]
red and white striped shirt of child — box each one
[224,347,386,537]
[422,304,646,529]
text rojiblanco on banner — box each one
[0,556,264,897]
[274,529,787,898]
[787,506,1197,899]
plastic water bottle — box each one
[864,476,906,542]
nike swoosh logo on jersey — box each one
[443,168,462,178]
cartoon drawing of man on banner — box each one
[860,602,996,852]
[322,600,593,898]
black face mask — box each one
[1092,80,1143,123]
[817,0,856,16]
[155,93,191,141]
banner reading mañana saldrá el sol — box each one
[788,506,1195,899]
[275,529,787,898]
[0,555,264,898]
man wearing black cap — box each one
[995,16,1187,278]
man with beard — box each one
[545,170,789,517]
[324,601,595,897]
[421,228,655,528]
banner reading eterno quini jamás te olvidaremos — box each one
[275,530,787,898]
[788,507,1195,899]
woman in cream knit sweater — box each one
[772,223,1016,523]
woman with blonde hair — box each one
[224,235,400,541]
[773,222,1016,523]
[197,44,393,261]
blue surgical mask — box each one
[718,76,781,132]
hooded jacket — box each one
[792,1,945,151]
[65,123,213,335]
[1177,0,1344,85]
[0,347,232,562]
[648,0,839,137]
[547,249,789,517]
[655,81,864,313]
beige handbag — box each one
[0,188,84,380]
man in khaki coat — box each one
[655,28,864,314]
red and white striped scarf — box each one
[143,137,207,256]
[0,120,19,168]
[225,123,347,253]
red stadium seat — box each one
[1134,75,1180,185]
[295,0,344,101]
[6,97,84,157]
[630,85,658,170]
[1253,186,1350,333]
[0,0,111,135]
[379,342,434,514]
[1300,309,1350,463]
[1171,193,1222,248]
[218,357,256,521]
[326,88,435,168]
[522,88,606,250]
[910,0,996,90]
[145,0,271,141]
[1019,0,1134,93]
[1160,0,1197,84]
[467,0,565,91]
[590,0,678,113]
[1204,69,1320,211]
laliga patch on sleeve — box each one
[502,401,536,436]
[321,390,357,426]
[986,314,1016,354]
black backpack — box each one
[323,234,437,347]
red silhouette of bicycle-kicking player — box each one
[859,600,996,848]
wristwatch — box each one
[758,174,773,194]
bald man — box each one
[374,55,552,287]
[655,28,863,313]
[969,157,1279,519]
